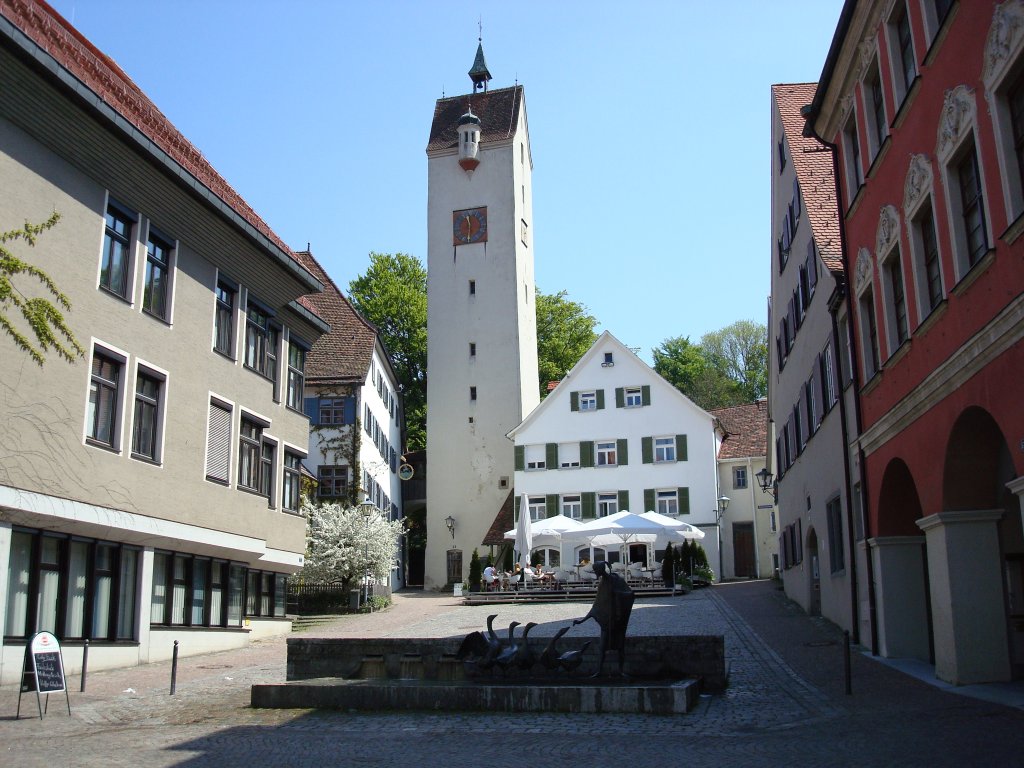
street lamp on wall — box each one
[444,515,456,542]
[755,467,778,502]
[716,495,731,524]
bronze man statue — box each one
[573,561,635,676]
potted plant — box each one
[468,548,482,592]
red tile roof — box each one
[292,250,377,384]
[427,85,523,153]
[483,490,514,547]
[710,400,769,460]
[772,83,844,275]
[2,0,308,273]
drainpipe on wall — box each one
[803,108,878,654]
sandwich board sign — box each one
[17,631,71,719]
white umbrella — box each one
[514,493,533,570]
[562,511,673,564]
[639,510,706,540]
[504,513,584,544]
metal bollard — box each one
[80,638,89,692]
[844,630,852,695]
[170,640,179,695]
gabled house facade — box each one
[802,0,1024,685]
[710,401,779,581]
[508,332,721,572]
[769,83,864,640]
[294,251,406,592]
[0,1,327,684]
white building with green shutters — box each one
[507,332,724,572]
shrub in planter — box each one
[468,548,482,592]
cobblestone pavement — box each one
[2,582,1022,767]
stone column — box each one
[917,510,1009,684]
[869,536,929,660]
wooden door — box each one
[732,523,756,578]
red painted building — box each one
[804,0,1024,684]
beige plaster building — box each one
[0,1,327,684]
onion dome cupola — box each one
[468,39,492,92]
[457,106,482,171]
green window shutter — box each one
[545,442,558,468]
[615,387,625,408]
[676,434,688,461]
[515,495,522,521]
[641,385,651,406]
[617,438,628,466]
[644,488,655,513]
[582,492,596,518]
[678,487,690,514]
[514,445,525,471]
[618,490,629,511]
[570,391,579,411]
[581,441,595,468]
[596,389,605,410]
[546,494,559,517]
[641,436,653,464]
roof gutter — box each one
[0,12,323,295]
[803,0,858,138]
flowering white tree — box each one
[301,499,405,588]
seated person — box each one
[482,563,499,590]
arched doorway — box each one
[932,406,1021,681]
[875,458,932,662]
[806,527,820,616]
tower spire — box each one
[468,22,491,92]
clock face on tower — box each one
[453,207,488,245]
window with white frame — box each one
[820,341,838,411]
[805,376,818,435]
[238,416,264,492]
[842,109,864,200]
[524,443,546,470]
[733,466,747,489]
[984,6,1024,225]
[559,442,581,468]
[317,465,347,498]
[100,199,135,300]
[922,0,955,46]
[861,285,881,379]
[654,436,675,463]
[214,279,235,357]
[908,195,945,318]
[885,2,917,108]
[596,441,617,467]
[886,252,909,349]
[579,390,597,411]
[205,398,232,484]
[528,496,546,522]
[131,367,163,462]
[143,227,173,321]
[598,492,618,517]
[282,452,301,511]
[287,339,306,410]
[87,347,123,450]
[865,58,888,160]
[826,496,845,573]
[624,387,642,407]
[245,302,273,376]
[562,494,582,519]
[936,86,991,281]
[656,489,678,517]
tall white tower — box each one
[424,43,540,588]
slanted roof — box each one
[1,0,316,287]
[483,490,514,547]
[293,250,377,386]
[427,85,522,153]
[710,400,769,460]
[772,83,843,276]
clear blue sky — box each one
[49,0,844,364]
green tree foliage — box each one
[652,320,768,410]
[536,288,598,398]
[348,253,427,449]
[1,213,83,365]
[699,320,768,403]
